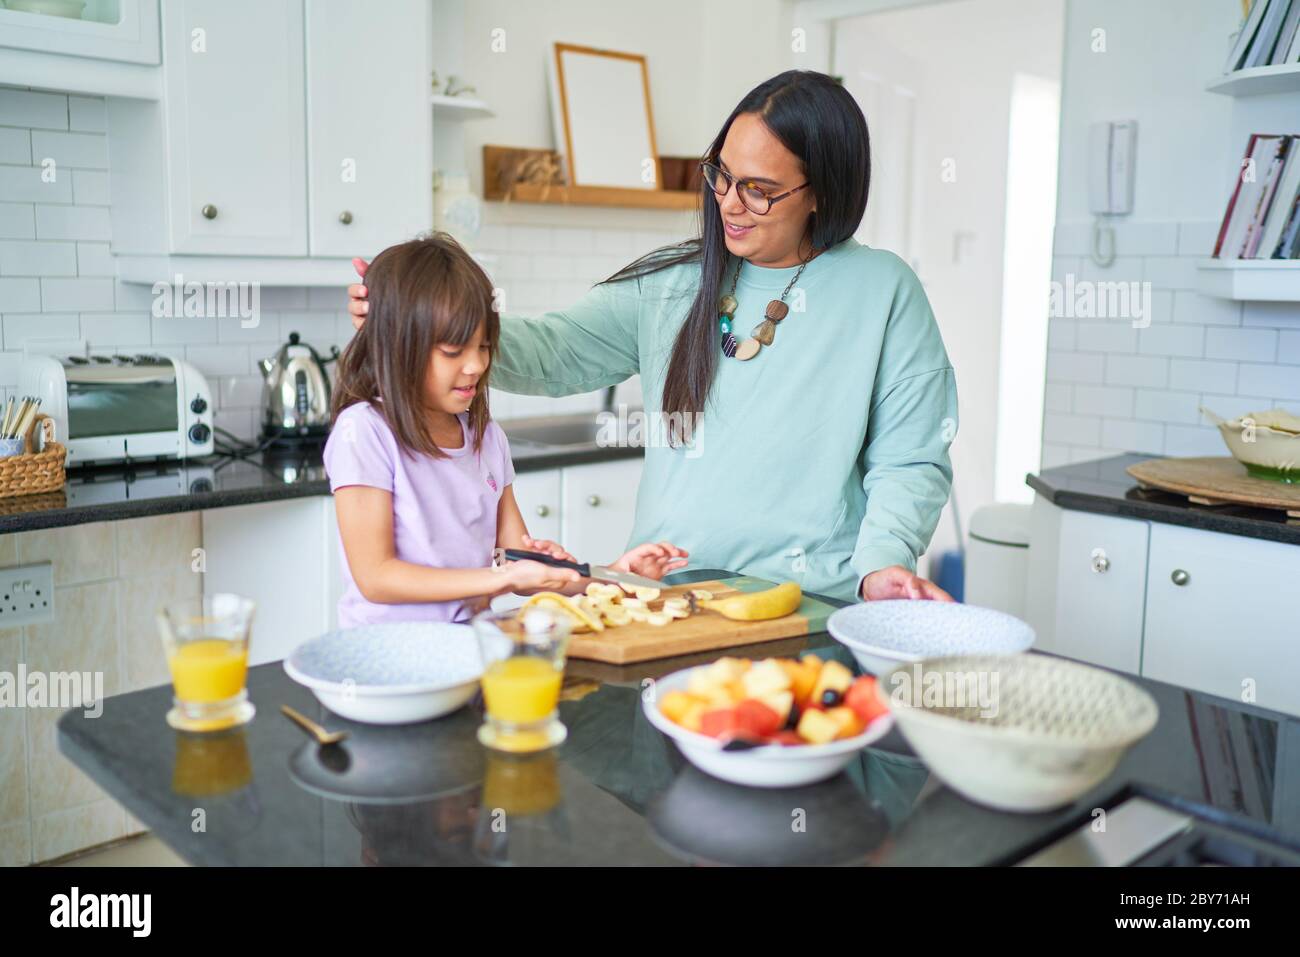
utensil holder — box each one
[0,414,66,499]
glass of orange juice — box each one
[157,593,256,732]
[471,607,571,753]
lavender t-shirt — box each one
[323,401,515,628]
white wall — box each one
[1042,0,1300,465]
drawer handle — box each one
[339,210,353,225]
[1090,548,1109,573]
[587,495,601,507]
[1171,569,1190,587]
[535,505,549,517]
[201,204,218,220]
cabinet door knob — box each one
[535,505,549,517]
[587,495,601,507]
[201,204,218,220]
[1090,547,1109,573]
[339,210,353,225]
[1171,569,1190,586]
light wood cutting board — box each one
[564,576,839,665]
[1127,456,1300,517]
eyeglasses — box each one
[699,161,810,216]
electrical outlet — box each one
[0,562,54,627]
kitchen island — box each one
[56,569,1300,866]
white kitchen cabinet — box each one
[163,0,308,255]
[1041,507,1150,674]
[107,0,307,258]
[509,468,561,543]
[0,0,158,61]
[1143,524,1300,715]
[202,496,341,666]
[561,458,645,562]
[1028,492,1300,717]
[305,0,432,256]
[104,0,430,282]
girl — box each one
[324,234,688,628]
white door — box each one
[560,459,645,563]
[1046,509,1149,674]
[509,469,561,544]
[305,0,432,256]
[163,0,307,255]
[1143,524,1300,715]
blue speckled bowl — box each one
[827,600,1035,675]
[284,622,483,724]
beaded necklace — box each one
[717,250,812,361]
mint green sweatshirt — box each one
[491,237,958,603]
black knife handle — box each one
[503,548,591,577]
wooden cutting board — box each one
[564,576,839,665]
[1127,456,1300,517]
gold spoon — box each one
[281,705,348,745]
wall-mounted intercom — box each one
[1088,119,1137,216]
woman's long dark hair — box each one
[599,70,870,442]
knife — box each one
[502,548,665,591]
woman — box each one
[349,69,957,604]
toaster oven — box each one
[19,353,214,466]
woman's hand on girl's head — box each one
[347,257,370,330]
[611,542,689,581]
[860,565,954,603]
[520,534,577,564]
[505,559,582,593]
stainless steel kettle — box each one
[258,332,339,439]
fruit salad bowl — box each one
[643,658,894,788]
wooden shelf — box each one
[1206,63,1300,97]
[1196,259,1300,300]
[431,94,493,121]
[488,182,696,211]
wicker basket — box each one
[0,414,66,499]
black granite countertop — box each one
[56,568,1300,867]
[1028,454,1300,547]
[0,441,642,536]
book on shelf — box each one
[1214,133,1300,260]
[1225,0,1300,72]
[1274,0,1300,63]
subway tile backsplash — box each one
[0,88,667,440]
[1041,218,1300,468]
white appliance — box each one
[19,353,214,466]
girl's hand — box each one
[610,542,689,581]
[505,559,582,594]
[520,534,577,564]
[860,565,954,602]
[348,257,370,330]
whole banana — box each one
[699,581,802,621]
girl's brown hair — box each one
[332,233,499,457]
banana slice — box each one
[519,592,604,632]
[634,587,661,602]
[690,588,714,601]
